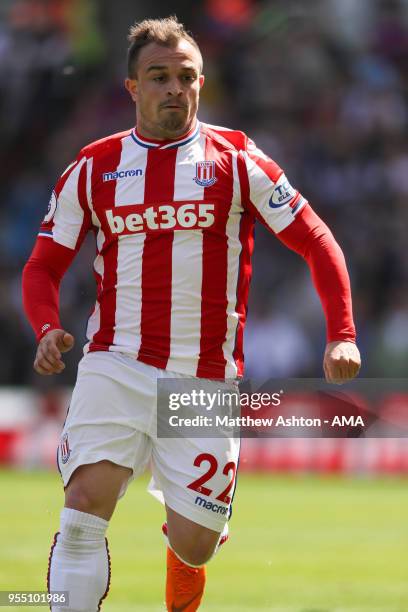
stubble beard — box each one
[159,111,187,134]
[138,103,193,139]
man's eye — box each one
[154,76,165,82]
[183,75,195,82]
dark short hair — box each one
[127,15,202,78]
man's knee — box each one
[166,506,222,566]
[65,460,131,520]
[171,532,218,567]
[65,483,102,516]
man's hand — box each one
[323,340,361,384]
[34,329,75,375]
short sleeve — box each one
[241,138,307,233]
[39,155,92,250]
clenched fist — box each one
[34,329,75,375]
[323,341,361,384]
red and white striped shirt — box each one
[35,121,311,378]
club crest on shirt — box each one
[60,433,71,464]
[194,161,217,187]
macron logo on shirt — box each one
[102,169,143,182]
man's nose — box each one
[167,79,182,96]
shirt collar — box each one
[131,121,200,150]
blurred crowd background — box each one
[1,0,408,388]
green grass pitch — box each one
[0,469,407,611]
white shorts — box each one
[57,352,240,532]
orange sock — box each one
[166,547,206,611]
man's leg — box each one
[164,506,225,611]
[150,374,240,611]
[166,506,220,565]
[48,460,132,612]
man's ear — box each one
[125,78,138,102]
[199,74,205,89]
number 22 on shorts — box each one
[187,453,237,505]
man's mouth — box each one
[161,104,186,110]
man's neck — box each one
[136,119,196,142]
